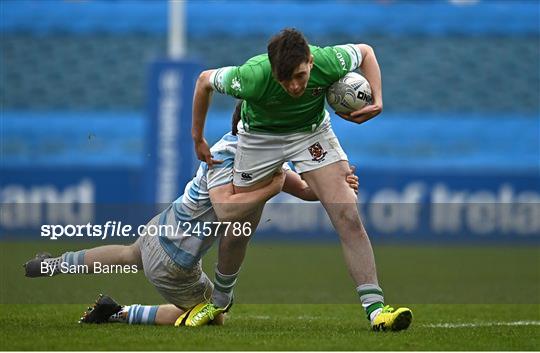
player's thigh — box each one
[153,267,213,310]
[140,233,212,309]
[301,160,357,204]
[302,162,363,231]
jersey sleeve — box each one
[333,44,363,71]
[209,63,264,100]
[209,66,241,98]
[313,44,363,81]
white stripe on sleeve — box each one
[209,66,235,93]
[335,44,363,71]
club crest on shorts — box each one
[308,142,327,162]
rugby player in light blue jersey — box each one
[23,102,359,326]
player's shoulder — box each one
[231,53,271,99]
[310,44,331,58]
[311,44,339,68]
[244,52,270,66]
[309,44,323,54]
[311,44,343,62]
[311,43,360,80]
[239,53,271,80]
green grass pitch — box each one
[1,241,539,350]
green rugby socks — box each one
[211,266,239,308]
[357,284,385,322]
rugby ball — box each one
[326,72,372,114]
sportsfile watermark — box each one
[40,221,253,240]
[1,202,538,305]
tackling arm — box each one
[282,170,318,201]
[283,168,359,201]
[209,171,286,221]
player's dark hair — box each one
[267,28,310,82]
[231,100,242,135]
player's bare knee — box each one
[333,207,364,238]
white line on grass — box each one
[244,315,540,328]
[423,321,540,328]
[243,315,319,320]
[245,315,271,320]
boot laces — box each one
[193,304,216,322]
[381,305,395,314]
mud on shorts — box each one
[233,112,348,187]
[137,215,213,310]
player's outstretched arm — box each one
[192,69,223,167]
[209,170,286,221]
[282,167,359,201]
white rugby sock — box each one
[211,266,239,308]
[123,304,159,325]
[357,284,385,323]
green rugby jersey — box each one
[210,44,362,133]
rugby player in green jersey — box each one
[186,28,412,331]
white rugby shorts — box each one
[233,112,348,187]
